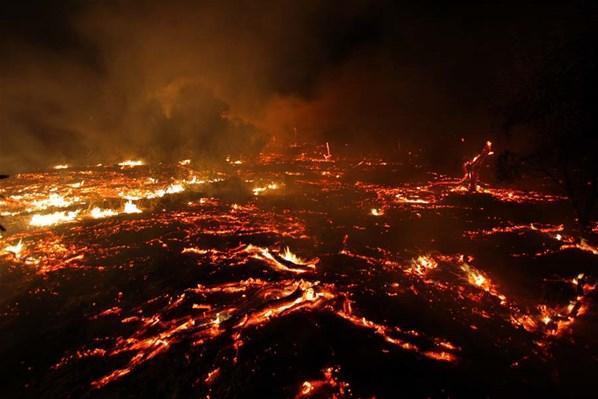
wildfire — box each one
[370,208,384,216]
[118,160,145,168]
[323,142,332,160]
[123,200,142,214]
[406,255,438,277]
[560,239,598,255]
[245,245,317,273]
[294,367,349,398]
[53,164,69,170]
[3,240,24,258]
[31,193,76,210]
[0,144,594,396]
[395,194,430,204]
[460,140,494,192]
[280,247,313,266]
[225,156,243,165]
[300,381,314,396]
[252,183,280,196]
[186,176,205,185]
[90,207,119,219]
[30,210,80,227]
[458,258,506,303]
[204,367,220,384]
[165,183,185,194]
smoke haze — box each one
[0,1,594,171]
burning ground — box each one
[0,145,597,398]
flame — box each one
[31,193,75,210]
[90,207,118,219]
[53,164,69,170]
[123,200,142,214]
[300,381,314,396]
[1,145,594,393]
[118,160,145,168]
[460,262,508,303]
[245,245,317,273]
[280,247,308,265]
[186,176,205,185]
[30,210,80,226]
[119,182,186,201]
[395,194,429,204]
[165,183,185,194]
[3,240,24,258]
[178,159,191,166]
[226,156,243,165]
[252,182,280,196]
[407,255,438,276]
[323,142,332,160]
[469,271,487,287]
[370,208,384,216]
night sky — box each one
[0,1,596,171]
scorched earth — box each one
[0,144,596,398]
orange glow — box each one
[30,210,80,226]
[0,145,592,394]
[3,240,24,258]
[90,207,119,219]
[118,160,145,168]
[370,208,384,216]
[123,200,142,214]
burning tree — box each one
[461,141,494,192]
[502,32,598,235]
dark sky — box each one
[0,1,595,171]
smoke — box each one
[0,1,593,172]
[0,1,278,171]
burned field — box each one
[0,147,596,398]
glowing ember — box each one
[226,156,243,165]
[294,367,349,398]
[370,208,384,216]
[245,245,316,273]
[561,239,598,255]
[252,182,280,196]
[395,194,429,204]
[406,255,438,277]
[0,145,594,397]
